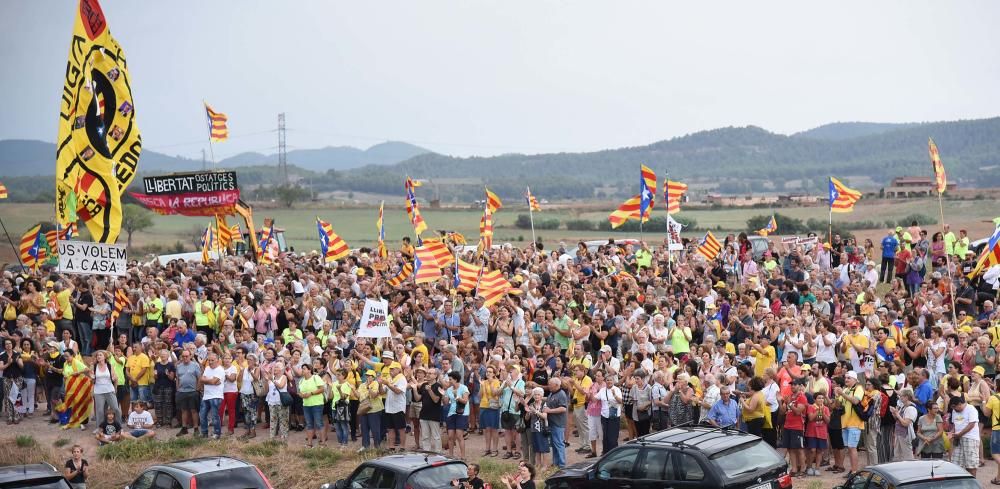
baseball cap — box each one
[845,371,858,380]
[382,351,395,360]
[365,370,376,377]
[389,362,402,370]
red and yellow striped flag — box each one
[455,259,482,292]
[405,177,427,236]
[386,262,414,287]
[525,187,541,212]
[317,217,350,262]
[0,181,7,199]
[216,215,233,249]
[485,187,503,212]
[64,369,93,429]
[201,225,216,263]
[828,177,862,213]
[413,245,442,284]
[19,225,43,270]
[696,231,723,261]
[928,137,947,194]
[112,288,129,324]
[608,194,652,229]
[477,269,519,307]
[205,102,229,142]
[665,179,688,214]
[478,205,494,253]
[422,238,454,268]
[230,224,243,243]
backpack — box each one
[852,387,877,421]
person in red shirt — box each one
[805,392,831,476]
[782,378,809,476]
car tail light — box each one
[189,476,197,489]
[255,466,275,489]
[777,473,793,489]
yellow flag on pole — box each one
[55,0,141,243]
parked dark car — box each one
[833,460,979,489]
[0,463,72,489]
[124,456,273,489]
[546,426,791,489]
[323,453,468,489]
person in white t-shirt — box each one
[380,362,409,452]
[199,353,226,439]
[949,397,980,474]
[814,321,838,364]
[121,401,156,440]
[221,353,240,436]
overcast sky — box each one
[2,1,998,160]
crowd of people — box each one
[1,221,998,485]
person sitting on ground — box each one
[121,401,156,440]
[501,463,536,489]
[95,410,123,445]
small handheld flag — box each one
[828,177,862,213]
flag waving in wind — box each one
[757,215,778,236]
[0,181,7,199]
[929,138,947,194]
[608,194,652,229]
[200,225,215,263]
[205,102,229,142]
[485,187,503,213]
[56,0,142,243]
[696,231,723,261]
[665,179,688,214]
[968,225,1000,278]
[829,177,862,213]
[376,200,387,259]
[20,225,43,270]
[405,177,427,236]
[639,165,657,217]
[525,187,541,211]
[317,217,350,263]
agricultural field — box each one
[0,197,997,264]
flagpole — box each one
[0,216,24,270]
[937,192,959,321]
[203,101,217,170]
[663,172,673,285]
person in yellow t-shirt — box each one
[749,339,776,379]
[568,364,593,452]
[984,377,1000,475]
[298,363,327,448]
[479,365,503,456]
[834,371,866,475]
[126,344,153,404]
[411,334,430,368]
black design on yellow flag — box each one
[56,0,141,243]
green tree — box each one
[121,203,154,249]
[274,185,309,208]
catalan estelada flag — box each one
[386,262,414,287]
[639,165,657,217]
[665,179,688,214]
[205,102,229,142]
[405,177,427,236]
[757,215,778,236]
[376,200,387,259]
[696,231,722,261]
[0,181,7,199]
[201,225,216,263]
[608,194,652,229]
[216,215,232,249]
[111,287,129,324]
[929,137,947,194]
[968,225,1000,278]
[257,218,274,262]
[485,187,503,213]
[525,186,541,212]
[454,259,482,292]
[19,225,43,270]
[317,217,350,263]
[829,177,862,213]
[413,245,442,284]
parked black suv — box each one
[323,453,468,489]
[0,463,72,489]
[124,456,273,489]
[546,426,791,489]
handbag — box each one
[358,398,371,416]
[131,313,143,327]
[3,303,16,321]
[279,391,293,407]
[252,378,267,398]
[515,415,527,433]
[335,401,350,422]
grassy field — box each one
[1,198,997,263]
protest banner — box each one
[131,171,240,216]
[356,298,390,338]
[781,236,798,246]
[57,240,127,276]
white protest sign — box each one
[57,241,127,277]
[356,298,391,338]
[797,236,818,246]
[781,236,798,245]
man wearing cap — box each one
[834,370,866,477]
[380,362,408,452]
[879,230,899,283]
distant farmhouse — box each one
[882,176,957,198]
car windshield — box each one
[406,463,469,488]
[709,440,784,478]
[902,479,980,489]
[194,466,268,488]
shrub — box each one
[895,213,937,227]
[565,219,595,231]
[54,438,71,448]
[535,218,560,230]
[15,436,35,448]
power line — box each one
[285,127,578,154]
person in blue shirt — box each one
[705,386,740,429]
[172,320,197,350]
[912,370,934,416]
[880,230,900,284]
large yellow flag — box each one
[56,0,141,243]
